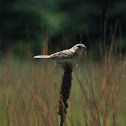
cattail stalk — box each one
[58,63,73,126]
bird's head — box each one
[72,44,87,54]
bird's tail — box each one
[34,55,50,58]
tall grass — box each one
[0,48,125,126]
[0,19,126,126]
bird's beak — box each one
[83,45,87,49]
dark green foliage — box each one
[0,0,126,56]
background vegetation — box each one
[0,52,126,126]
[0,0,126,56]
[0,0,126,126]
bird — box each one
[34,44,86,65]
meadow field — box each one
[1,0,126,125]
[0,50,126,126]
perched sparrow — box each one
[34,44,86,65]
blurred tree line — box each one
[0,0,126,57]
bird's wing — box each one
[50,49,76,59]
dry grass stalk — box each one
[3,95,10,126]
